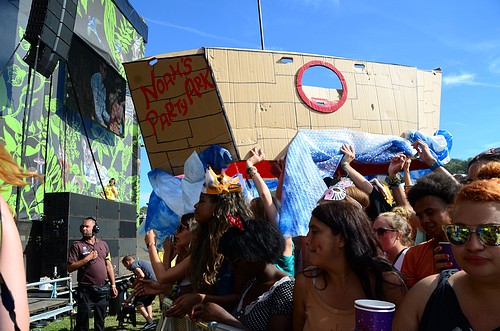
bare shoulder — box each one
[382,270,406,285]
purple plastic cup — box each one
[439,241,461,270]
[355,299,395,331]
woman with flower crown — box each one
[164,167,254,319]
[292,184,407,331]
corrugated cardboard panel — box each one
[125,47,442,174]
[258,75,299,103]
[272,53,305,75]
[125,49,235,173]
[377,87,398,120]
[254,102,300,129]
[223,103,257,129]
[188,114,233,146]
[372,63,393,89]
[213,49,276,83]
[393,86,418,124]
[252,127,299,157]
[350,84,381,121]
[309,103,361,129]
[389,64,418,88]
[218,82,260,103]
[148,151,170,172]
[147,120,192,144]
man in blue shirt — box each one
[122,255,157,330]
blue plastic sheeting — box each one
[278,129,452,237]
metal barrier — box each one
[27,276,74,323]
[158,298,243,331]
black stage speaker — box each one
[24,0,78,77]
[42,192,138,281]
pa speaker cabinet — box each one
[25,0,77,60]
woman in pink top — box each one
[293,185,407,331]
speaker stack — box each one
[42,192,138,283]
[24,0,78,78]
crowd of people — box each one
[126,143,499,331]
[1,141,500,331]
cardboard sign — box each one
[125,48,441,175]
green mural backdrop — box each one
[0,0,146,221]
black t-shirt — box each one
[366,189,392,221]
[420,270,500,331]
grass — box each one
[34,297,162,331]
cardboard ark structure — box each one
[124,47,441,175]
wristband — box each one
[171,284,181,299]
[246,166,258,177]
[111,284,116,288]
[430,160,444,171]
[146,242,155,248]
[385,173,403,188]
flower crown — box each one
[202,166,242,195]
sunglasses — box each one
[443,224,500,246]
[374,227,396,236]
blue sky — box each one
[129,0,500,207]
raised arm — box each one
[340,144,373,195]
[145,230,189,283]
[412,140,456,180]
[245,147,279,227]
[388,154,413,210]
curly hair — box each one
[407,172,462,208]
[218,218,285,264]
[0,144,42,189]
[475,161,500,181]
[455,178,500,204]
[189,191,253,293]
[306,199,402,300]
[377,206,414,247]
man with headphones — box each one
[67,217,118,330]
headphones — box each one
[80,216,100,235]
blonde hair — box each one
[377,206,414,246]
[0,144,42,189]
[346,185,370,209]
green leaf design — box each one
[11,64,27,87]
[5,116,22,135]
[25,145,37,157]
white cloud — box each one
[443,73,476,86]
[145,18,258,48]
[443,73,500,88]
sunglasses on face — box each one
[443,224,500,246]
[374,227,396,236]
